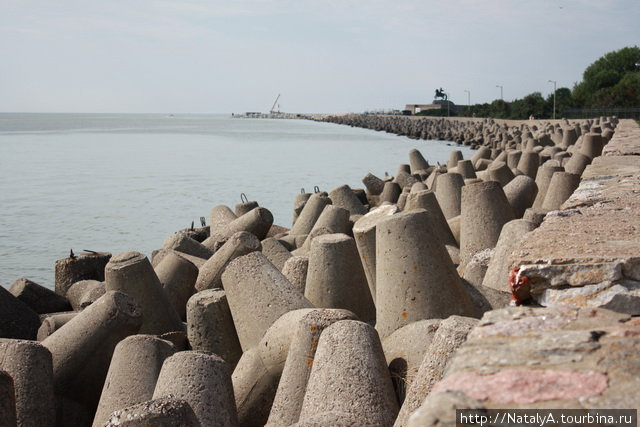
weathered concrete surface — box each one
[412,306,640,421]
[508,120,640,313]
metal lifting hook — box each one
[240,193,248,203]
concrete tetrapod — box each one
[456,160,477,180]
[206,207,274,250]
[298,320,399,427]
[328,184,367,216]
[581,132,604,159]
[305,234,375,322]
[281,256,309,294]
[379,181,402,204]
[105,251,184,335]
[153,351,238,427]
[532,164,564,209]
[482,219,537,293]
[381,319,442,401]
[460,181,515,268]
[447,150,463,169]
[292,192,312,225]
[232,308,315,427]
[266,309,357,427]
[154,251,199,320]
[54,251,111,297]
[221,252,313,351]
[408,148,430,173]
[65,280,105,311]
[92,335,177,427]
[195,231,261,292]
[290,193,332,236]
[404,190,458,248]
[186,289,243,369]
[0,339,55,427]
[261,237,293,271]
[362,172,385,196]
[37,311,78,341]
[541,171,581,210]
[0,286,40,340]
[41,291,143,422]
[375,210,477,340]
[516,151,540,179]
[503,175,538,219]
[352,205,398,303]
[307,205,351,236]
[487,161,515,187]
[236,200,259,217]
[103,397,200,427]
[563,152,591,176]
[395,315,478,427]
[209,205,238,236]
[162,233,213,260]
[8,278,71,314]
[0,369,16,427]
[434,173,464,220]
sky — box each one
[1,0,638,114]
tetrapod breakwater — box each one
[1,115,639,426]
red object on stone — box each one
[508,267,530,306]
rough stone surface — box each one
[0,286,41,340]
[396,316,478,427]
[8,278,71,314]
[65,280,105,311]
[232,308,315,427]
[418,306,640,414]
[93,335,176,427]
[261,237,293,271]
[298,320,399,427]
[266,309,357,427]
[54,251,111,297]
[186,289,242,369]
[196,231,261,292]
[305,234,375,321]
[37,311,77,341]
[0,339,55,427]
[509,121,640,313]
[153,351,237,427]
[352,205,398,303]
[222,252,312,351]
[0,369,17,427]
[103,397,200,427]
[381,319,441,401]
[281,256,309,294]
[42,291,143,415]
[376,210,477,339]
[482,219,537,293]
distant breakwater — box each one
[322,114,574,149]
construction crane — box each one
[269,94,281,114]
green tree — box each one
[573,46,640,107]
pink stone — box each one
[432,369,608,404]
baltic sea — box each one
[0,113,472,289]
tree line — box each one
[417,46,639,119]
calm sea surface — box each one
[0,113,472,289]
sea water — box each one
[0,113,472,289]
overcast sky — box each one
[1,0,638,113]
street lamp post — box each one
[548,80,557,120]
[446,92,450,117]
[496,85,503,101]
[464,90,470,116]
